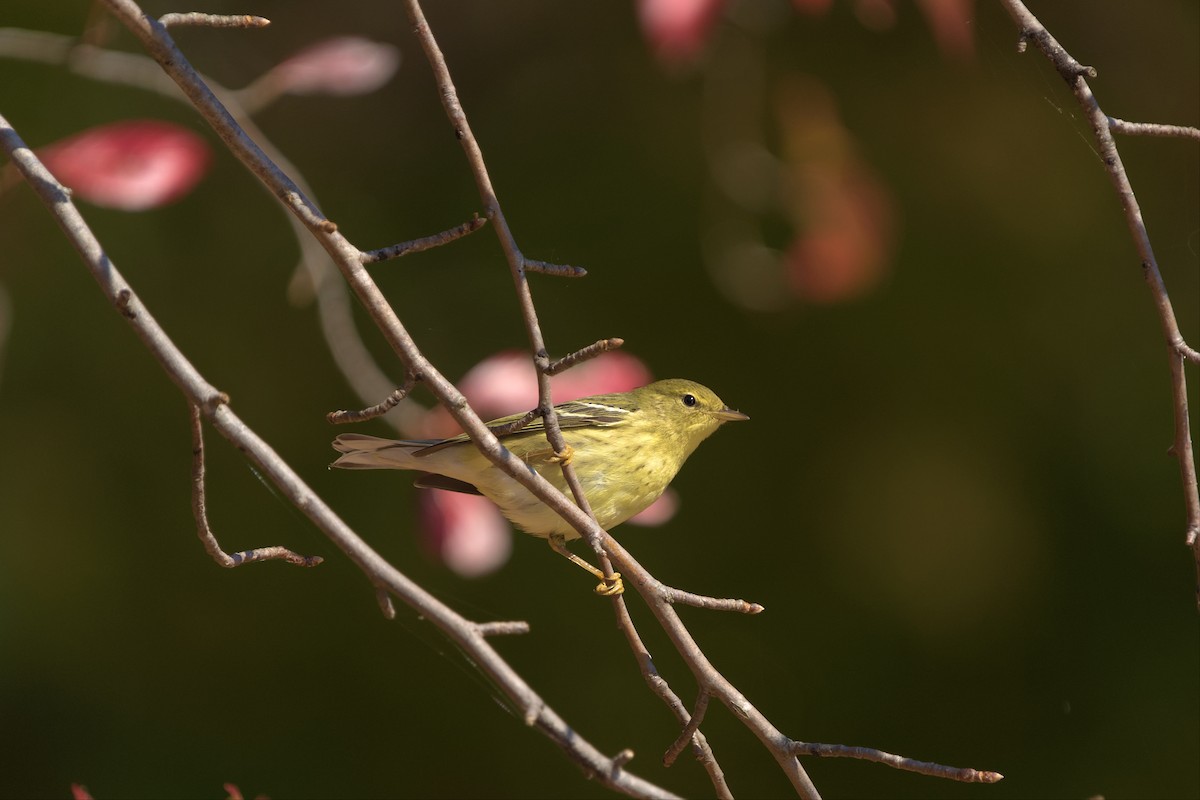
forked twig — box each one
[189,403,323,568]
[610,597,733,798]
[663,690,711,767]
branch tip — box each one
[791,741,1004,783]
[476,620,531,636]
[1109,117,1200,141]
[546,338,626,376]
[361,215,488,264]
[523,258,587,278]
[328,377,417,424]
[375,587,397,619]
[159,13,271,29]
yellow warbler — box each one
[332,378,748,594]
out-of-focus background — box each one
[1,1,1197,798]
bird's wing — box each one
[413,398,633,457]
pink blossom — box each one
[269,36,400,96]
[638,0,726,65]
[628,488,679,527]
[420,490,512,578]
[38,121,211,211]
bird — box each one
[331,378,748,595]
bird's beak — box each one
[710,407,750,422]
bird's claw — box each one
[550,444,576,467]
[594,572,624,596]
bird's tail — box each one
[330,433,434,470]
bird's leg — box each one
[548,533,623,596]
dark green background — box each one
[1,2,1197,798]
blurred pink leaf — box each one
[775,77,896,303]
[915,0,974,61]
[638,0,726,65]
[628,488,679,527]
[38,120,211,211]
[421,490,512,578]
[269,36,400,96]
[70,785,93,800]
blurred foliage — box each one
[0,1,1197,799]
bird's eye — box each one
[682,394,697,407]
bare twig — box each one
[524,258,588,278]
[790,742,1004,784]
[189,402,323,568]
[476,621,532,637]
[1003,0,1200,606]
[327,373,418,424]
[663,690,711,767]
[1108,117,1200,141]
[360,215,487,264]
[158,13,270,29]
[546,338,625,376]
[489,407,542,436]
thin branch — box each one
[663,690,711,767]
[327,373,418,424]
[523,258,588,278]
[489,407,542,436]
[1003,0,1200,603]
[601,535,826,797]
[1108,117,1200,141]
[360,215,487,264]
[660,584,764,615]
[400,0,622,590]
[476,620,532,637]
[611,596,733,798]
[0,110,676,800]
[546,338,625,376]
[790,742,1004,784]
[158,13,270,29]
[189,402,323,568]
